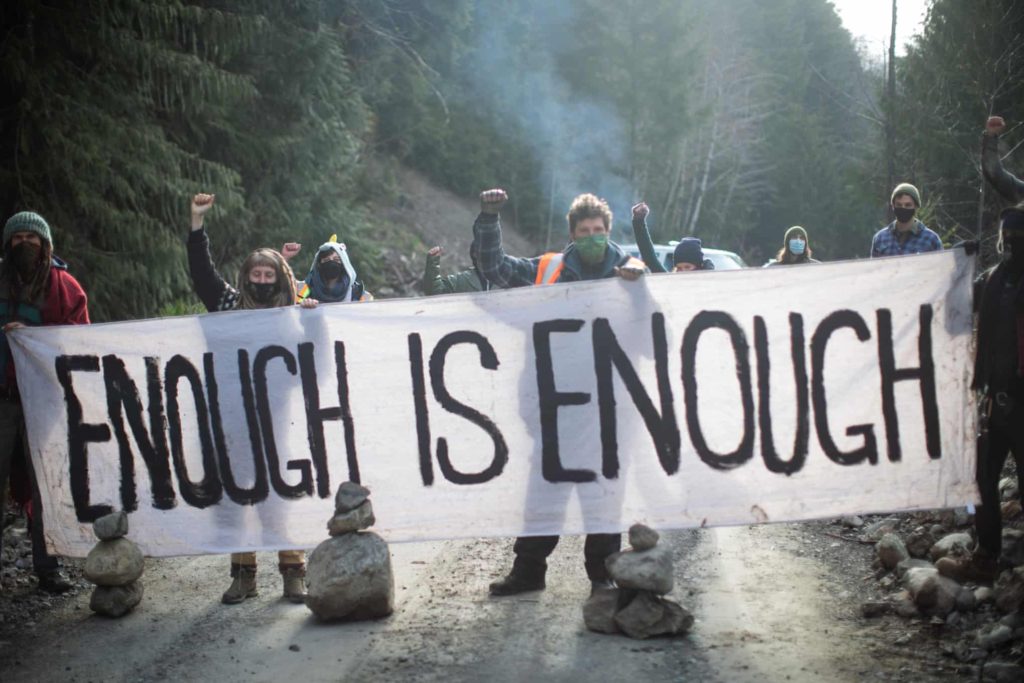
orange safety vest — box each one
[534,252,564,285]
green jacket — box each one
[422,252,488,295]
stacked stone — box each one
[305,482,394,622]
[583,524,694,639]
[84,511,144,618]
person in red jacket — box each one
[0,211,89,593]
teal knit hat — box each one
[890,183,921,208]
[3,211,52,247]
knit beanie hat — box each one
[783,225,809,247]
[3,211,52,247]
[673,237,704,267]
[891,183,921,208]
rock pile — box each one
[582,524,693,639]
[305,482,394,622]
[853,474,1024,680]
[83,511,144,617]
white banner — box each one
[11,250,978,557]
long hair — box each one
[1,240,53,305]
[776,226,812,264]
[236,248,296,310]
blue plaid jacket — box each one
[870,220,943,257]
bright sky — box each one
[832,0,929,59]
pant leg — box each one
[232,552,257,567]
[20,413,59,573]
[0,401,21,563]
[976,421,1010,558]
[583,533,621,581]
[511,535,560,578]
[278,550,305,571]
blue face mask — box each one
[788,238,806,255]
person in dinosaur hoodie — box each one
[292,236,371,304]
[764,226,820,267]
[473,188,645,597]
[421,229,491,295]
[187,193,318,605]
[0,210,89,594]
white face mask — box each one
[788,238,806,255]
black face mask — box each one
[893,207,916,223]
[319,259,343,280]
[246,281,276,304]
[1006,236,1024,262]
[10,242,41,279]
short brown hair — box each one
[566,193,613,234]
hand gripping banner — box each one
[10,250,978,557]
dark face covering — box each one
[893,207,916,224]
[10,242,41,280]
[246,281,276,304]
[319,259,343,281]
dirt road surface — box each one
[1,521,968,683]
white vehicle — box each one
[621,242,747,271]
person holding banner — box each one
[188,193,317,604]
[870,183,943,257]
[293,236,372,303]
[764,226,820,267]
[474,189,645,596]
[421,234,492,295]
[0,210,89,593]
[630,202,713,272]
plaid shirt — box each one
[870,220,943,258]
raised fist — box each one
[281,242,302,261]
[428,246,445,257]
[480,188,508,215]
[191,193,215,216]
[632,202,650,222]
[986,116,1006,136]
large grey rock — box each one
[334,482,371,514]
[977,624,1014,650]
[876,534,909,570]
[841,515,864,528]
[862,516,901,542]
[582,588,622,634]
[904,527,936,559]
[994,566,1024,613]
[606,545,674,595]
[895,558,934,580]
[305,532,393,621]
[84,539,144,587]
[93,511,129,541]
[956,587,977,613]
[628,524,659,552]
[983,662,1024,683]
[327,501,375,536]
[974,586,995,604]
[930,533,973,561]
[999,476,1018,502]
[902,566,961,617]
[90,582,143,617]
[613,592,693,639]
[1001,529,1024,567]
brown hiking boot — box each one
[281,566,307,604]
[488,571,545,596]
[221,565,258,604]
[935,553,999,584]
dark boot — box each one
[222,564,258,604]
[488,570,545,596]
[280,564,307,604]
[36,568,74,594]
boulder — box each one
[628,524,659,552]
[974,586,995,604]
[93,511,129,541]
[876,534,909,570]
[902,566,960,617]
[841,515,864,528]
[930,533,973,561]
[582,588,622,634]
[955,587,977,613]
[334,482,371,514]
[305,532,393,621]
[84,539,144,586]
[895,558,934,580]
[994,566,1024,614]
[613,592,693,640]
[977,624,1014,651]
[999,476,1018,502]
[904,527,936,559]
[862,517,901,542]
[90,582,143,618]
[606,545,674,595]
[1001,529,1024,567]
[327,501,376,536]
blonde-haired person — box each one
[187,193,317,604]
[764,226,820,267]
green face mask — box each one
[574,234,608,265]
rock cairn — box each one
[83,511,144,618]
[583,523,693,639]
[305,482,394,621]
